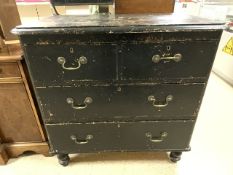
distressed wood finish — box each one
[13,14,223,34]
[23,39,220,86]
[13,14,224,166]
[38,84,204,123]
[121,41,219,81]
[47,121,194,153]
[24,44,117,84]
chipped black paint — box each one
[14,14,223,165]
[12,14,225,35]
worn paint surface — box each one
[14,14,223,158]
[12,14,225,35]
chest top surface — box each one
[12,14,225,35]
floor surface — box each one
[1,72,233,175]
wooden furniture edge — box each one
[0,42,46,141]
[0,55,22,62]
[0,142,50,165]
[18,61,47,141]
[0,78,23,83]
[0,40,22,61]
[4,40,20,45]
[5,142,50,157]
[0,144,9,165]
[0,52,22,83]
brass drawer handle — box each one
[152,53,182,63]
[66,97,93,110]
[148,95,173,108]
[145,132,168,143]
[57,56,87,70]
[70,135,93,145]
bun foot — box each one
[57,153,70,166]
[169,151,182,163]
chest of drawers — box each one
[13,14,223,166]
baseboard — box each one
[212,69,233,87]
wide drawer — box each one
[120,41,219,82]
[24,44,116,85]
[0,62,21,79]
[37,84,204,123]
[46,120,194,153]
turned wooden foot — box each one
[169,151,182,163]
[57,153,70,166]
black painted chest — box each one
[13,14,223,166]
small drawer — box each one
[37,84,204,123]
[0,62,21,79]
[120,41,219,82]
[46,120,194,153]
[24,44,117,85]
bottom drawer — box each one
[46,120,195,154]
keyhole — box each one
[70,47,74,53]
[116,87,122,92]
[166,45,171,51]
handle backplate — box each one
[148,95,173,108]
[152,53,182,63]
[66,97,93,110]
[145,132,168,143]
[57,56,87,70]
[70,134,93,145]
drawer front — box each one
[24,44,116,85]
[0,62,21,79]
[46,121,194,153]
[120,41,219,81]
[37,84,204,123]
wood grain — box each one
[7,43,22,56]
[0,0,21,40]
[0,78,22,83]
[0,37,4,49]
[0,62,21,79]
[5,142,50,157]
[115,0,175,14]
[0,144,9,165]
[0,55,22,62]
[18,61,47,141]
[0,83,43,143]
[0,40,22,61]
[0,142,50,165]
